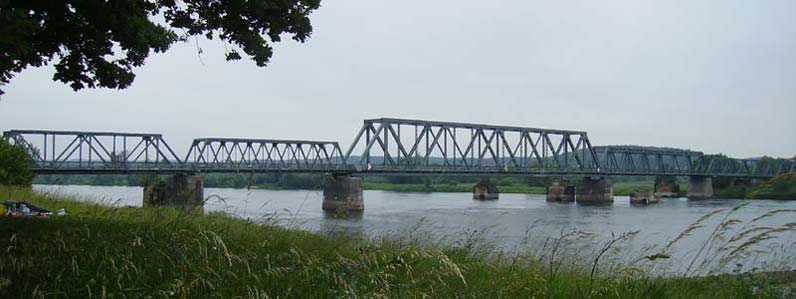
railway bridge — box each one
[5,118,794,211]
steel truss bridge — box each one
[4,118,794,178]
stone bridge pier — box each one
[576,177,614,204]
[143,174,204,212]
[473,180,499,200]
[546,180,575,202]
[654,176,680,198]
[687,176,713,199]
[322,175,364,212]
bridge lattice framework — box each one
[4,118,794,179]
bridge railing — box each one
[2,130,184,173]
[184,138,350,173]
[342,118,601,174]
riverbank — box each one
[1,187,793,298]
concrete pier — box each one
[576,177,614,204]
[654,176,680,198]
[630,190,658,205]
[473,180,499,200]
[322,175,364,212]
[687,176,713,199]
[143,175,204,212]
[546,180,575,202]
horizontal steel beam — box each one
[192,137,340,145]
[594,146,703,156]
[4,129,163,138]
[366,118,587,134]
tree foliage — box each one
[0,139,34,186]
[0,0,321,95]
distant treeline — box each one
[34,173,325,190]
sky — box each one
[1,0,794,159]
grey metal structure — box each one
[184,138,348,173]
[4,118,794,178]
[344,118,599,175]
[595,146,702,175]
[2,130,183,174]
[594,146,794,177]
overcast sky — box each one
[1,0,794,159]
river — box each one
[33,184,796,275]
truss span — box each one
[184,138,350,173]
[2,130,183,174]
[344,118,600,175]
[3,119,794,178]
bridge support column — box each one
[143,174,204,212]
[687,176,713,199]
[630,190,658,205]
[473,180,499,200]
[322,175,364,212]
[576,177,614,204]
[546,180,575,202]
[654,176,680,198]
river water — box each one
[33,184,796,275]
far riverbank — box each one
[34,173,796,199]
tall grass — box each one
[0,187,794,298]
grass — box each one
[714,185,750,199]
[612,182,656,196]
[1,186,795,298]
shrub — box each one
[0,139,34,186]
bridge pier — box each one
[546,180,575,202]
[630,190,658,205]
[576,177,614,204]
[473,180,499,200]
[654,176,680,198]
[143,174,204,212]
[322,175,364,212]
[687,176,713,199]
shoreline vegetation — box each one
[33,173,796,199]
[1,187,795,298]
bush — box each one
[747,173,796,199]
[497,177,517,186]
[0,139,34,186]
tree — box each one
[0,0,321,95]
[0,139,34,186]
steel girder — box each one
[595,147,704,175]
[593,147,794,177]
[3,130,184,174]
[698,156,796,177]
[184,138,349,173]
[343,118,600,175]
